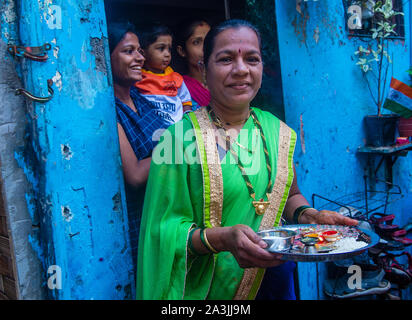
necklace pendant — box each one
[252,199,270,215]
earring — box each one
[177,46,186,58]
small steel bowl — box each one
[258,229,297,252]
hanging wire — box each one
[224,0,230,20]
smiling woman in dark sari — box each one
[108,22,169,276]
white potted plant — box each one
[354,0,404,146]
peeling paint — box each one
[313,26,320,44]
[90,37,108,75]
[299,114,306,154]
[44,4,62,30]
[296,0,302,15]
[321,16,340,45]
[81,40,88,63]
[1,0,18,43]
[53,46,60,59]
[60,144,73,160]
[43,0,53,7]
[52,71,62,92]
[112,192,121,212]
[292,11,310,45]
[2,1,16,24]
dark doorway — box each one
[104,0,285,120]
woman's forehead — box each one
[213,27,260,52]
[153,34,172,44]
[119,32,139,46]
[191,23,210,37]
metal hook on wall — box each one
[7,43,51,62]
[15,79,54,103]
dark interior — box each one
[104,0,240,30]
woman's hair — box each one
[174,18,211,50]
[203,19,262,68]
[137,23,173,50]
[107,21,137,54]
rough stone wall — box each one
[0,26,46,299]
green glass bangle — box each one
[293,205,313,224]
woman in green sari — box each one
[136,20,358,300]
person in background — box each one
[135,23,193,124]
[175,18,211,110]
[108,22,169,277]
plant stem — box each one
[381,44,390,112]
[377,36,384,116]
[364,73,379,107]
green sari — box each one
[136,107,296,300]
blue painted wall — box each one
[10,0,134,299]
[275,0,412,299]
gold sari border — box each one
[191,108,224,228]
[188,112,213,228]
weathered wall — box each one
[2,0,134,299]
[275,0,412,299]
[0,0,45,299]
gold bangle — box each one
[202,228,219,254]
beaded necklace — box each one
[208,106,272,215]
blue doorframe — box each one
[10,0,134,299]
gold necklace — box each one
[209,108,256,154]
[233,127,259,155]
[208,106,272,216]
[209,108,250,126]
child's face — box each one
[143,35,172,73]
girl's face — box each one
[180,23,211,71]
[110,32,145,86]
[143,35,172,74]
[206,27,263,110]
